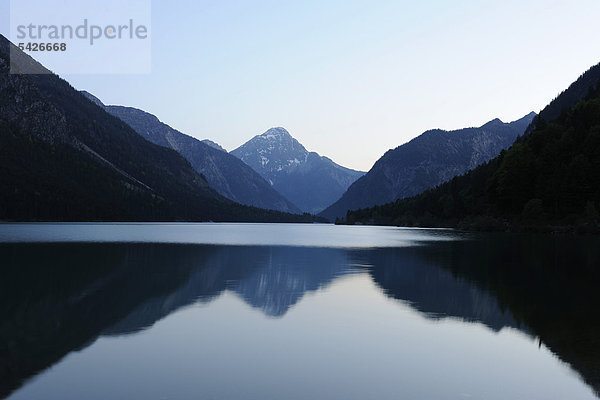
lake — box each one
[1,223,600,399]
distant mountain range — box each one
[0,35,309,222]
[231,127,365,214]
[321,113,536,220]
[79,93,366,215]
[80,92,300,214]
[2,27,598,231]
[346,62,600,231]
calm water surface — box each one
[1,223,600,399]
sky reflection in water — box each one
[1,224,599,400]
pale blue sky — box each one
[2,0,600,171]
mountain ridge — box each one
[321,112,536,220]
[344,61,600,231]
[80,93,301,214]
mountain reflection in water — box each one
[1,233,600,399]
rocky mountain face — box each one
[80,93,300,214]
[201,139,226,152]
[231,127,365,214]
[320,113,536,220]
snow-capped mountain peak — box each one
[231,127,365,213]
[260,127,293,140]
[231,127,309,177]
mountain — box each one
[201,139,226,152]
[533,62,600,128]
[345,62,600,232]
[231,127,365,213]
[0,35,308,222]
[321,113,536,220]
[79,93,300,214]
